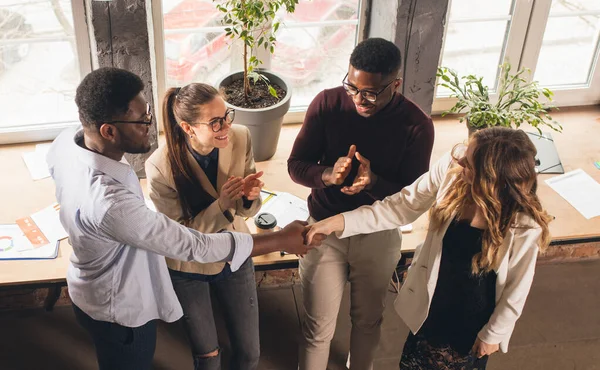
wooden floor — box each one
[0,259,599,369]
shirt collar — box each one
[73,129,136,185]
[188,146,219,170]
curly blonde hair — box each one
[430,127,551,274]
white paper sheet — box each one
[29,203,68,241]
[546,169,600,220]
[21,143,52,180]
[259,192,310,228]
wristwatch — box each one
[223,209,234,223]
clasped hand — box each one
[219,171,264,210]
[328,145,376,195]
[277,221,327,256]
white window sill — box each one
[0,122,80,145]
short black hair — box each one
[75,67,144,128]
[350,37,402,76]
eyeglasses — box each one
[105,103,153,125]
[342,73,396,103]
[195,108,235,132]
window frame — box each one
[432,0,534,114]
[152,0,369,129]
[0,0,93,145]
[432,0,600,115]
[517,1,600,107]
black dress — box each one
[400,219,497,370]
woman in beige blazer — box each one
[145,83,263,370]
[307,127,551,369]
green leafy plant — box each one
[215,0,299,101]
[437,62,562,134]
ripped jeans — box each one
[170,258,260,370]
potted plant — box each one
[214,0,298,161]
[436,62,562,137]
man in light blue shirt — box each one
[47,68,322,370]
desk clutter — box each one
[0,203,67,260]
[258,190,310,228]
[256,190,413,233]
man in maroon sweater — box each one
[288,38,435,370]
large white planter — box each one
[216,70,291,162]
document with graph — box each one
[15,203,68,248]
[0,224,59,260]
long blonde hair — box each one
[430,127,551,274]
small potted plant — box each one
[437,62,562,137]
[214,0,298,161]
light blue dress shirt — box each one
[46,128,253,327]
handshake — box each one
[269,214,344,256]
[269,220,327,256]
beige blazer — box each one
[145,124,261,275]
[340,151,543,353]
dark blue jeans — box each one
[170,258,260,370]
[72,304,157,370]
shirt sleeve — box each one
[367,118,435,199]
[287,90,330,189]
[340,151,453,239]
[96,188,253,272]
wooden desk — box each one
[0,142,70,287]
[2,106,600,289]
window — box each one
[271,0,361,108]
[156,0,365,113]
[0,0,91,144]
[436,1,516,96]
[162,1,230,87]
[533,1,600,86]
[521,0,600,105]
[434,0,600,112]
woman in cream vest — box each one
[306,127,551,369]
[146,83,263,370]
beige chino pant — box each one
[298,227,403,370]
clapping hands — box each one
[341,151,376,195]
[219,171,264,211]
[243,171,264,201]
[325,144,376,195]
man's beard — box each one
[116,128,152,154]
[124,143,152,154]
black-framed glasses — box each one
[195,108,235,132]
[105,103,153,125]
[342,73,396,103]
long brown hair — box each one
[430,127,552,274]
[162,83,219,222]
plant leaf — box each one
[268,85,278,98]
[247,71,260,85]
